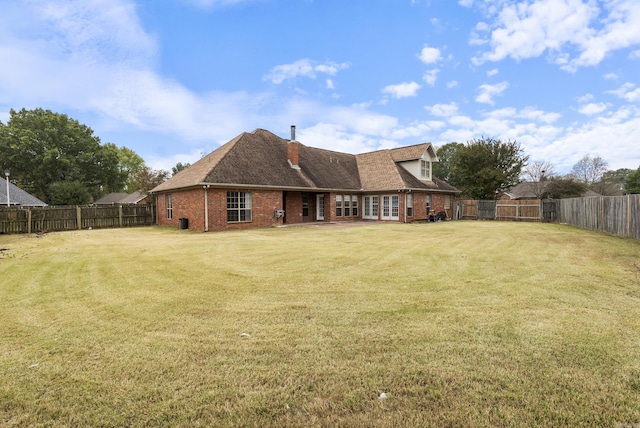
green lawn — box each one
[1,221,639,427]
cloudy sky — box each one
[1,0,639,174]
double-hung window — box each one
[227,191,252,222]
[302,193,309,217]
[166,194,173,219]
[421,160,431,179]
[336,194,359,217]
[407,194,413,217]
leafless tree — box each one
[571,155,609,186]
[522,160,556,198]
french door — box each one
[381,195,399,220]
[363,195,379,220]
[316,194,324,220]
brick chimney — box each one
[288,125,300,169]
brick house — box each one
[150,127,460,232]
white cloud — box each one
[472,0,640,72]
[425,102,459,117]
[603,73,618,80]
[381,81,422,99]
[179,0,256,8]
[422,69,440,86]
[607,83,640,102]
[417,45,442,64]
[263,59,350,84]
[487,68,499,77]
[630,50,640,59]
[475,81,509,105]
[326,79,335,90]
[298,123,380,154]
[578,102,609,115]
[447,80,459,88]
[577,93,594,103]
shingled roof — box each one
[0,178,47,206]
[152,129,459,194]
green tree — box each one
[596,168,632,195]
[433,142,464,182]
[48,181,91,205]
[543,178,588,199]
[0,108,127,201]
[450,137,528,200]
[115,146,146,191]
[130,165,170,194]
[171,162,191,177]
[626,167,640,194]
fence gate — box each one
[542,199,558,222]
[477,200,496,220]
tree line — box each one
[2,107,638,205]
[434,140,640,199]
[0,108,189,205]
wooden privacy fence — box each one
[457,199,558,222]
[558,195,640,240]
[0,205,156,234]
[457,196,640,240]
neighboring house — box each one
[501,181,599,200]
[0,177,47,207]
[94,191,148,205]
[150,128,460,232]
[501,182,547,200]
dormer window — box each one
[421,159,431,179]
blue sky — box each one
[1,0,639,175]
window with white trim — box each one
[336,194,359,217]
[407,193,413,217]
[444,195,451,210]
[421,160,431,179]
[166,194,173,219]
[227,191,252,222]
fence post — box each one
[77,206,82,230]
[628,194,631,238]
[27,208,32,234]
[119,205,123,227]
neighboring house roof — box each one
[118,191,147,204]
[503,182,544,199]
[94,191,147,205]
[504,181,600,199]
[0,178,47,206]
[152,129,460,194]
[94,193,129,204]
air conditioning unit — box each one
[274,209,285,218]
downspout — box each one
[203,185,210,232]
[403,191,407,223]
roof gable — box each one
[389,143,437,162]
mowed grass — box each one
[1,221,640,427]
